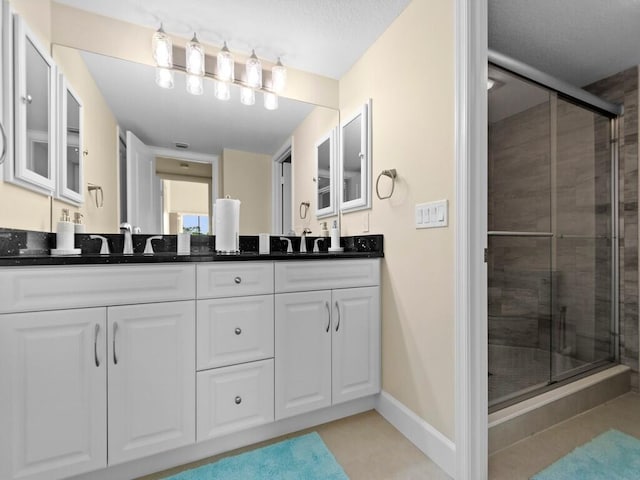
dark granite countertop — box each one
[0,250,382,266]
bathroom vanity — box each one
[0,255,381,480]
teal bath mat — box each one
[163,432,348,480]
[532,429,640,479]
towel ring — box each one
[0,121,6,166]
[299,201,310,219]
[88,183,104,208]
[375,169,397,200]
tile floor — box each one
[138,410,451,480]
[489,392,640,479]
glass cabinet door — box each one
[57,73,83,205]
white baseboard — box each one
[375,390,456,478]
[69,396,376,480]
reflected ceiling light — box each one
[246,49,262,89]
[264,92,278,111]
[186,33,205,76]
[214,80,231,101]
[271,57,287,94]
[186,74,203,95]
[487,78,495,90]
[152,24,172,68]
[217,42,234,82]
[240,86,255,106]
[155,67,174,89]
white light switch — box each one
[415,200,448,229]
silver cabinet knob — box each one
[235,327,242,335]
[235,396,242,405]
[234,276,242,284]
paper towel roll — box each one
[215,198,241,253]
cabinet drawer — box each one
[197,296,274,370]
[275,259,380,293]
[0,264,196,313]
[197,262,273,298]
[197,359,274,441]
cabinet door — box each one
[107,301,195,465]
[275,291,332,420]
[332,287,380,404]
[0,308,107,480]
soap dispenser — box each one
[51,208,81,255]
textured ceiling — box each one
[489,0,640,87]
[54,0,411,79]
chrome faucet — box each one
[144,235,163,254]
[119,222,133,255]
[279,237,293,253]
[300,228,311,253]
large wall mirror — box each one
[44,45,339,235]
[340,99,372,213]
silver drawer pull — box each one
[113,322,119,365]
[235,396,242,405]
[325,301,331,333]
[234,276,242,284]
[235,327,242,335]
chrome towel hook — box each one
[375,169,397,200]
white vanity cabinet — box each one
[195,263,275,442]
[0,308,107,480]
[107,301,195,465]
[0,264,196,480]
[274,260,381,420]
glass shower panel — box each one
[488,236,552,407]
[552,98,614,381]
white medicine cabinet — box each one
[315,126,337,218]
[339,99,372,213]
[4,9,85,205]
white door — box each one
[332,287,381,404]
[275,290,332,420]
[0,308,107,480]
[281,160,292,234]
[126,130,161,233]
[107,301,195,465]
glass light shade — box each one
[264,92,278,110]
[155,67,174,89]
[240,86,255,106]
[186,74,203,95]
[246,49,262,89]
[271,57,287,94]
[214,80,231,101]
[152,25,172,68]
[217,42,234,82]
[186,33,205,76]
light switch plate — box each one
[415,200,448,229]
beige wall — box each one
[339,0,455,439]
[291,107,339,235]
[53,45,119,233]
[0,0,52,231]
[221,148,271,234]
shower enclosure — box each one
[487,60,620,410]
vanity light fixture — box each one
[151,27,286,109]
[152,24,172,68]
[246,49,262,89]
[217,42,234,82]
[240,86,255,106]
[271,57,287,94]
[264,91,278,110]
[186,33,205,76]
